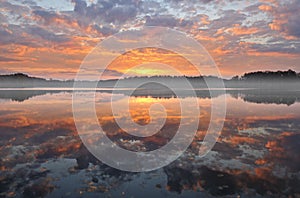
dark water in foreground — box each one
[0,90,299,197]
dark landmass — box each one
[0,73,74,88]
[1,69,300,89]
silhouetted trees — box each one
[240,69,299,81]
[1,69,300,88]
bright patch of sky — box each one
[241,36,274,45]
[39,0,74,11]
[12,0,74,11]
[242,12,270,27]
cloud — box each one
[210,10,247,31]
[0,56,21,62]
[0,0,300,79]
[73,0,87,15]
[145,15,194,29]
[0,13,7,23]
[71,0,139,24]
[258,4,273,11]
[165,0,215,4]
[0,27,13,45]
[105,5,137,23]
[261,0,300,39]
[28,26,71,43]
[250,42,300,54]
[145,15,180,27]
[0,1,30,15]
[22,0,37,6]
[226,24,260,36]
[32,10,69,26]
[0,24,38,47]
[92,24,117,36]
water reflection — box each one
[0,91,299,197]
[1,89,300,105]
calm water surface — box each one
[0,90,299,197]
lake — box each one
[0,89,299,197]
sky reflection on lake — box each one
[0,91,299,197]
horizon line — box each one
[0,69,299,81]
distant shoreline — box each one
[1,70,300,89]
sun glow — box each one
[105,47,200,78]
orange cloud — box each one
[224,136,258,146]
[200,15,210,25]
[258,4,273,11]
[227,24,259,36]
[212,46,232,56]
[269,19,283,31]
[106,48,201,77]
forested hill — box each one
[0,70,300,89]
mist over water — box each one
[1,87,300,105]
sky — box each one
[0,0,300,79]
